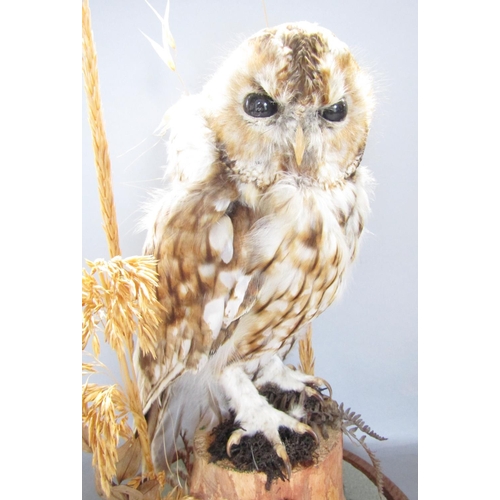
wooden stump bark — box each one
[189,428,345,500]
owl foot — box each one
[258,381,341,440]
[209,409,318,489]
[252,355,332,398]
[226,429,294,480]
[215,362,319,487]
[226,405,318,456]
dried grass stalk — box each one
[143,0,176,71]
[82,0,120,258]
[261,0,269,27]
[82,2,171,496]
[299,324,315,375]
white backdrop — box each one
[82,1,417,498]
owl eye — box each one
[244,93,278,118]
[320,98,348,122]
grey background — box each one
[82,0,417,498]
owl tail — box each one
[149,370,226,472]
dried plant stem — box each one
[299,324,315,375]
[261,0,269,27]
[82,0,121,258]
[116,348,155,474]
[82,1,158,489]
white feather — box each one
[203,297,225,339]
[208,216,234,264]
[223,274,251,325]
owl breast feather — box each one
[225,173,369,358]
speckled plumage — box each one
[135,22,374,473]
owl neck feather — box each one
[216,141,365,192]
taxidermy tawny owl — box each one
[135,21,374,476]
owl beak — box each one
[294,125,306,167]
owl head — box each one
[200,22,374,190]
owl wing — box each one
[136,95,259,414]
[140,187,254,411]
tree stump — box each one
[189,427,345,499]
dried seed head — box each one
[82,383,132,496]
[82,255,163,358]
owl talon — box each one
[274,443,292,480]
[321,379,333,398]
[226,429,245,457]
[307,377,332,398]
[295,421,319,444]
[305,386,324,402]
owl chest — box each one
[277,209,350,316]
[250,183,359,267]
[236,183,362,338]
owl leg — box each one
[219,362,317,479]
